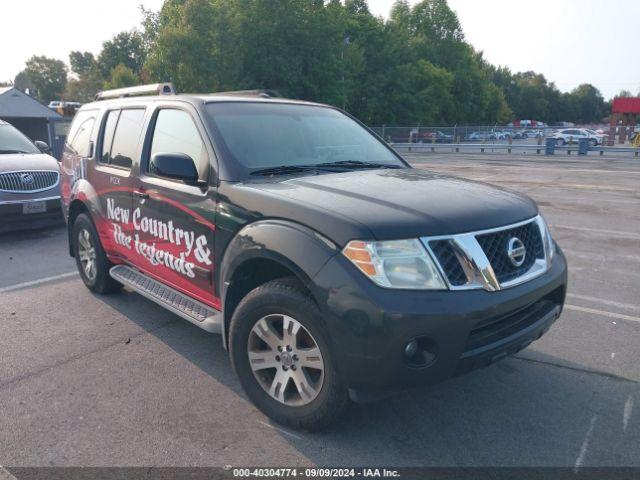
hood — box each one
[0,153,59,172]
[244,168,538,241]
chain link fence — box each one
[369,124,622,146]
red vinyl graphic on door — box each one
[90,187,221,310]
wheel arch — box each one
[219,219,339,348]
[67,199,91,256]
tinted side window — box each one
[100,109,147,168]
[69,118,95,156]
[100,110,120,164]
[109,109,145,169]
[150,109,208,177]
[66,111,96,156]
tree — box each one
[65,69,104,103]
[98,31,146,78]
[13,71,35,94]
[18,55,68,103]
[569,84,606,123]
[69,51,97,76]
[104,64,140,90]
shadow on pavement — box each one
[98,290,639,467]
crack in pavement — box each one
[512,355,638,384]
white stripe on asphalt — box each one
[565,304,640,324]
[623,395,633,433]
[574,415,598,472]
[567,293,640,313]
[0,271,78,294]
[549,224,640,240]
[0,466,17,480]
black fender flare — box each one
[218,219,340,344]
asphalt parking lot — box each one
[0,153,638,468]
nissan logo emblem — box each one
[507,237,526,267]
[20,173,35,185]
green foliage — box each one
[65,69,104,103]
[104,64,140,90]
[143,0,515,125]
[69,51,97,76]
[17,55,68,103]
[13,71,34,93]
[13,0,610,124]
[97,31,146,78]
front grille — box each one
[0,171,59,193]
[429,240,467,286]
[475,221,544,283]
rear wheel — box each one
[556,138,565,146]
[229,278,350,431]
[589,138,597,146]
[72,213,121,294]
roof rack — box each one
[94,82,176,101]
[209,89,282,99]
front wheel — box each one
[229,278,350,431]
[556,138,565,146]
[589,139,597,146]
[72,213,121,294]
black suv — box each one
[60,84,567,430]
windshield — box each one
[0,124,40,154]
[205,102,405,174]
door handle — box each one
[133,190,149,200]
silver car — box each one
[0,120,62,233]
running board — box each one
[109,265,222,334]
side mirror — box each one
[149,152,203,186]
[35,140,51,154]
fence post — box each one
[545,138,555,156]
[578,138,588,155]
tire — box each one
[556,138,565,146]
[229,278,350,431]
[589,139,597,147]
[72,213,121,294]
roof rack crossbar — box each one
[209,89,281,99]
[94,83,176,101]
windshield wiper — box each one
[249,164,325,176]
[0,149,30,154]
[316,160,403,170]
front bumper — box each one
[310,245,568,392]
[0,197,63,233]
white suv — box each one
[551,128,603,146]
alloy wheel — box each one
[247,314,325,406]
[77,229,97,281]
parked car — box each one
[467,131,490,141]
[416,130,453,143]
[522,129,543,139]
[506,130,523,140]
[60,83,567,431]
[0,120,62,233]
[550,128,604,146]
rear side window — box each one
[100,108,145,169]
[149,109,208,177]
[66,111,96,156]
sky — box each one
[2,0,639,100]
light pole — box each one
[341,36,350,110]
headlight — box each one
[342,239,447,290]
[536,215,555,265]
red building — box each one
[609,97,640,145]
